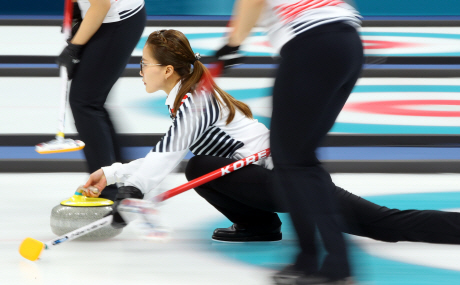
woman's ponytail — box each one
[146,29,253,124]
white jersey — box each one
[259,0,361,52]
[102,81,272,194]
[77,0,144,23]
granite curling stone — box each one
[50,188,122,241]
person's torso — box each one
[259,0,361,51]
[165,89,273,169]
[212,99,272,168]
[77,0,144,23]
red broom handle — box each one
[63,0,73,34]
[155,148,271,202]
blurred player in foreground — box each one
[213,0,363,283]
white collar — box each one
[165,81,182,107]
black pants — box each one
[69,8,146,200]
[269,22,364,278]
[186,156,460,246]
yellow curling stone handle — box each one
[61,186,114,207]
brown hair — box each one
[145,29,253,124]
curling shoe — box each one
[212,223,282,242]
[273,266,354,285]
[293,275,354,285]
[272,264,305,284]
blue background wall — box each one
[354,0,460,16]
[2,0,460,16]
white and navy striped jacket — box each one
[103,82,272,194]
[260,0,362,52]
[77,0,144,23]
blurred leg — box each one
[334,186,460,244]
[69,8,146,200]
[271,23,363,279]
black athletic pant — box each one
[186,155,460,245]
[269,22,364,278]
[69,8,146,200]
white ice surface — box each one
[0,173,272,285]
[2,173,460,284]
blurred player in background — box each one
[57,0,146,200]
[213,0,362,284]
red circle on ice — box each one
[362,40,423,50]
[344,100,460,117]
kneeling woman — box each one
[85,29,460,246]
[84,29,270,227]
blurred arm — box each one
[228,0,266,47]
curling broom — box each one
[35,0,85,154]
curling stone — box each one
[50,188,122,241]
